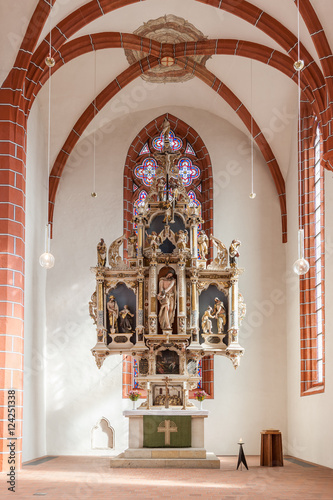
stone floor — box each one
[1,455,333,499]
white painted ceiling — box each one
[1,0,332,178]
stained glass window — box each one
[188,190,201,210]
[177,157,200,186]
[185,142,196,156]
[134,190,147,210]
[134,158,158,186]
[152,130,183,152]
[188,190,202,229]
[139,142,150,155]
[133,190,148,232]
[133,359,138,388]
[197,358,202,387]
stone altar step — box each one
[110,451,220,469]
[124,447,206,459]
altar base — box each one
[110,409,220,469]
[110,450,220,469]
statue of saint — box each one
[127,231,137,258]
[147,231,160,253]
[119,305,134,332]
[107,295,119,332]
[89,291,97,325]
[109,235,125,268]
[201,306,215,334]
[176,230,188,253]
[213,298,226,333]
[157,270,176,330]
[198,230,209,260]
[210,235,228,268]
[229,239,241,268]
[157,178,165,202]
[97,238,107,267]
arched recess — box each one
[123,113,213,257]
[91,417,114,449]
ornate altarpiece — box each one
[89,119,246,409]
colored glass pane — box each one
[185,142,196,156]
[188,190,202,229]
[188,190,200,209]
[152,130,183,152]
[134,158,158,186]
[133,190,148,232]
[134,190,148,209]
[139,142,150,155]
[133,359,138,388]
[198,359,202,387]
[177,157,200,186]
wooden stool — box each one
[260,430,283,467]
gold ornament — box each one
[293,59,304,71]
[45,56,55,67]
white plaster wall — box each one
[201,111,288,455]
[286,135,333,469]
[23,101,48,462]
[45,106,287,456]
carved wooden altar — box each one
[89,119,246,409]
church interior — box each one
[1,0,333,497]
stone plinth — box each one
[124,409,208,449]
[110,409,220,469]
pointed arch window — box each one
[299,112,325,396]
[123,115,215,400]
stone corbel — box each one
[91,348,109,369]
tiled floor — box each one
[1,455,333,499]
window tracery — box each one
[122,116,215,399]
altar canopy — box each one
[90,117,246,409]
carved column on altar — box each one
[226,276,244,368]
[177,262,186,334]
[96,276,107,344]
[91,274,109,369]
[136,215,145,267]
[136,272,145,345]
[189,214,200,268]
[190,272,200,345]
[148,260,158,335]
[228,277,239,343]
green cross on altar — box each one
[157,420,178,445]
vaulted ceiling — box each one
[1,0,333,243]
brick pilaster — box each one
[0,87,27,472]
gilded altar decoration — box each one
[90,119,246,407]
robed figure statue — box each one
[157,270,177,330]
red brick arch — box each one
[24,34,317,112]
[25,0,325,98]
[48,56,287,241]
